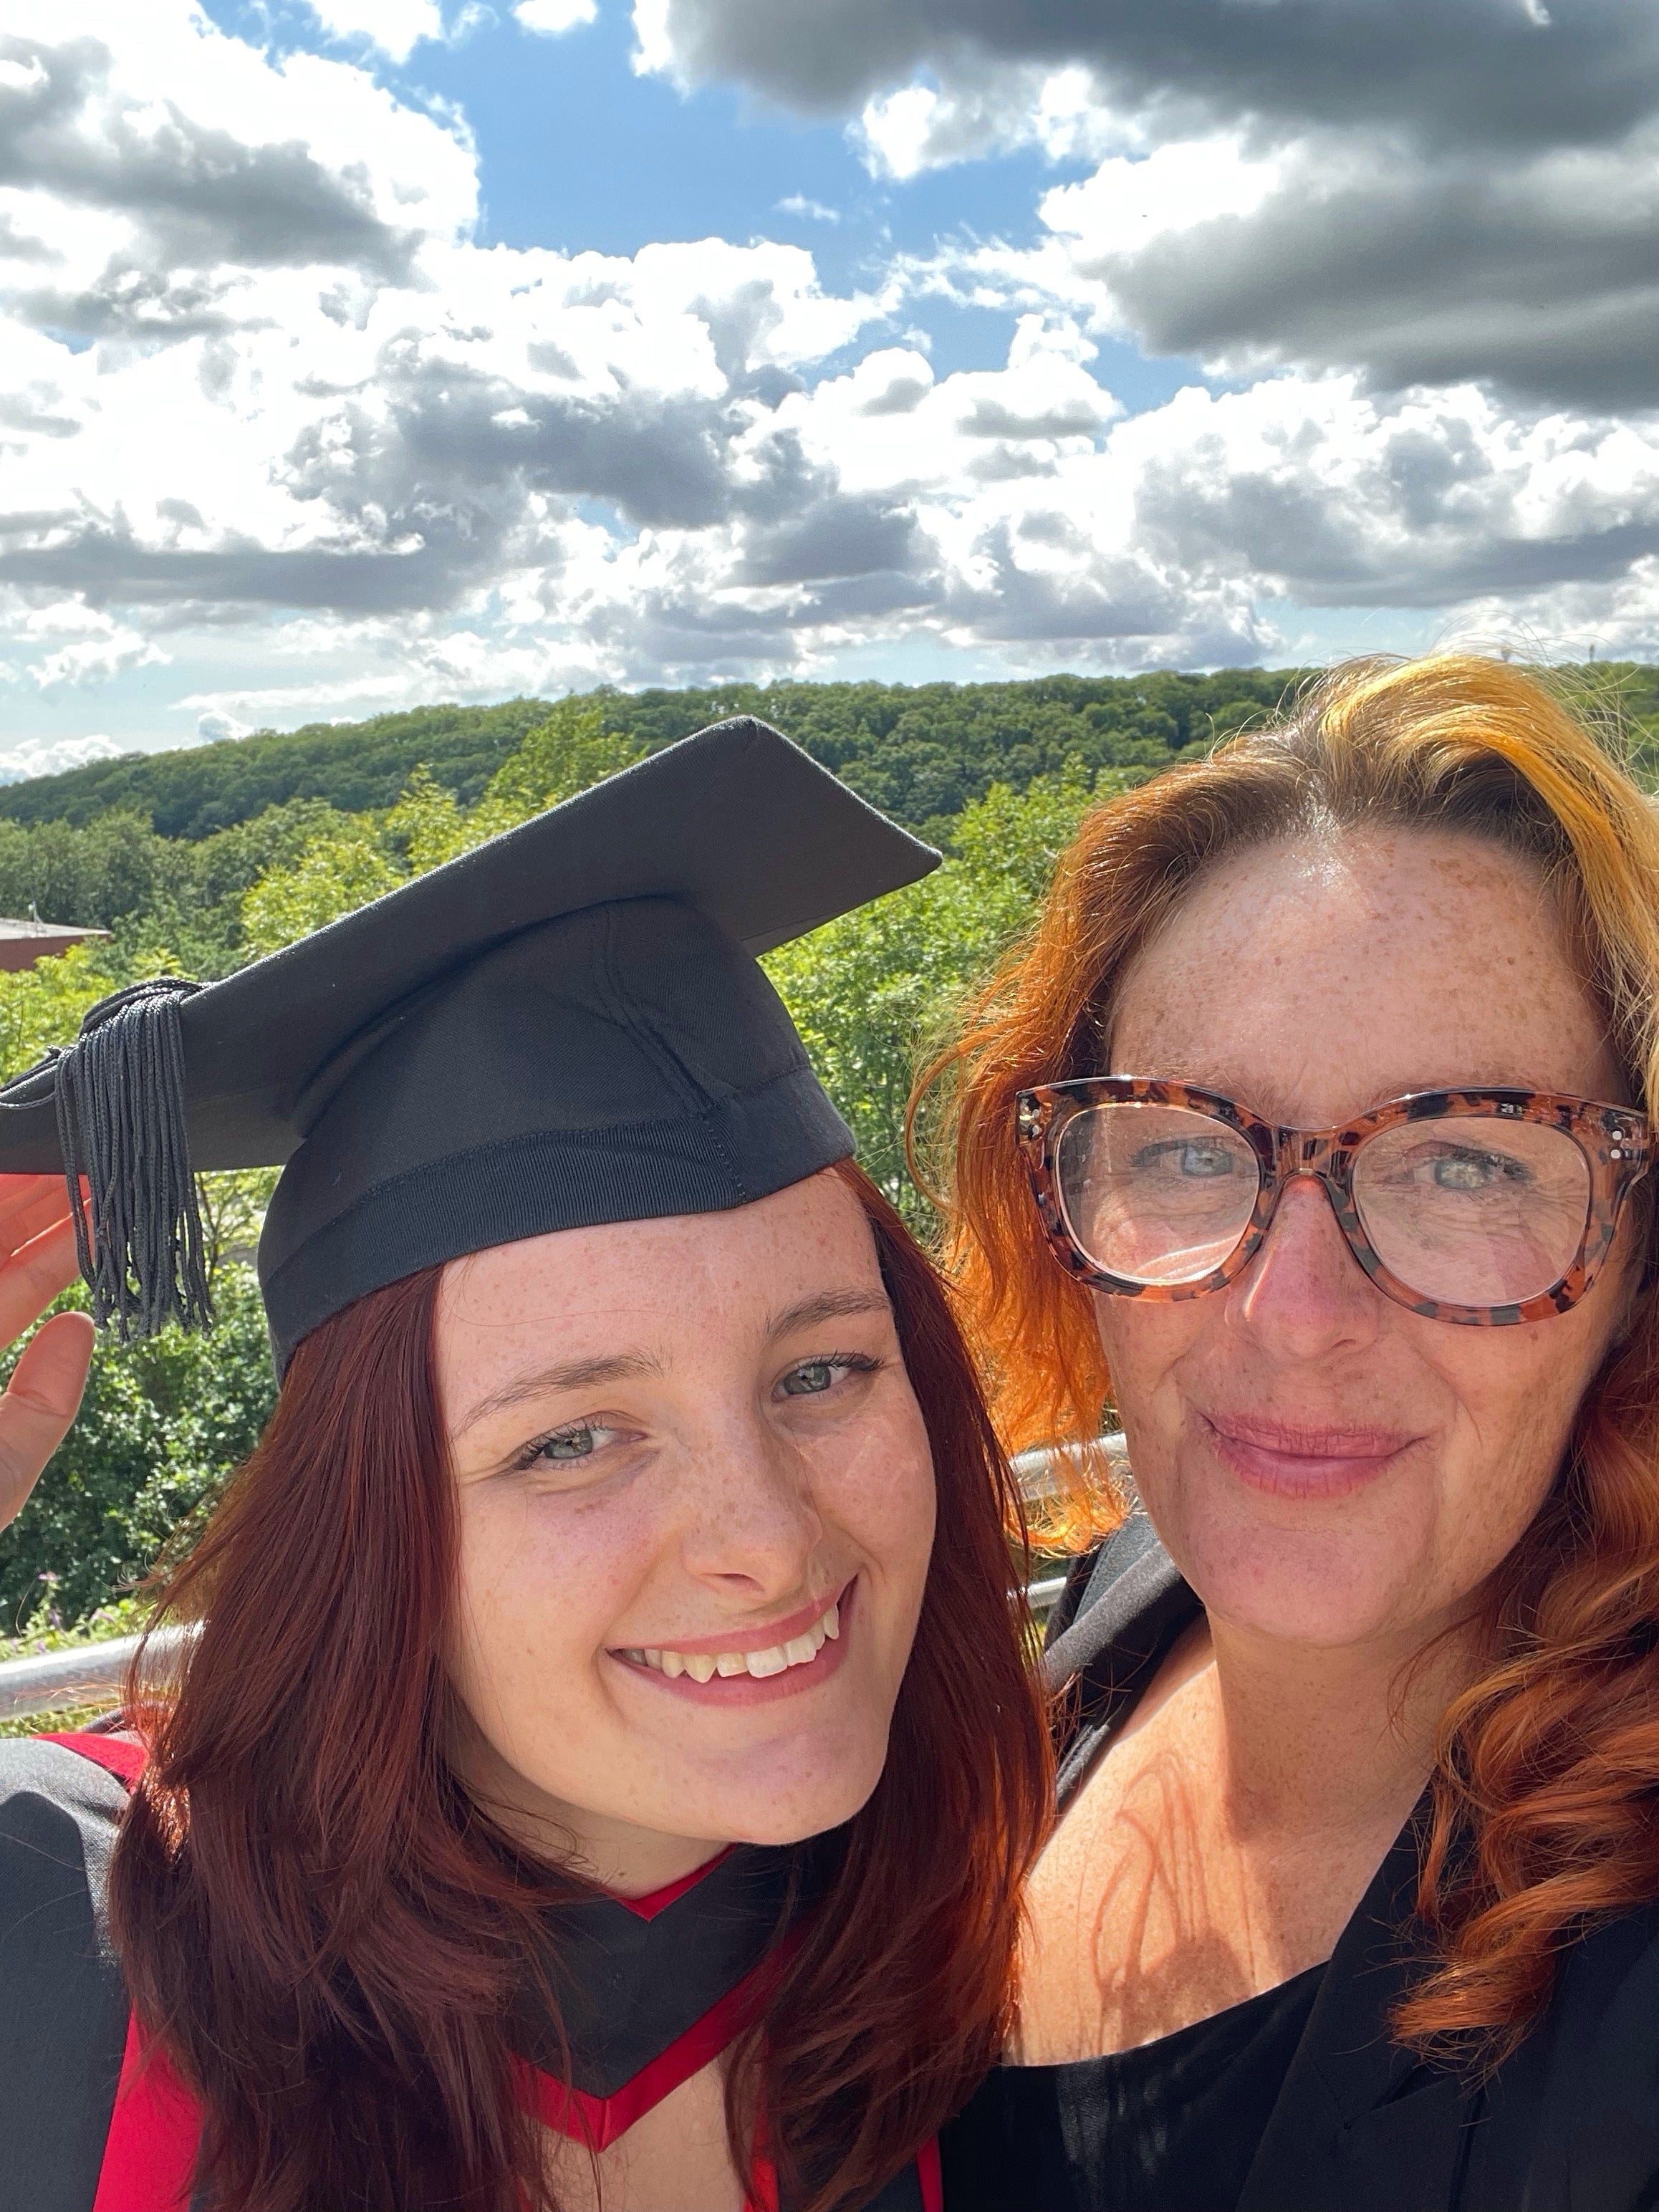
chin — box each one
[1183,1515,1420,1650]
[685,1739,890,1847]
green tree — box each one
[766,763,1123,1223]
[0,1270,277,1630]
[240,833,401,956]
[476,698,645,828]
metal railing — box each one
[0,1625,191,1723]
[0,1437,1127,1723]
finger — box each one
[0,1175,72,1244]
[0,1186,77,1266]
[0,1309,94,1535]
[0,1216,85,1348]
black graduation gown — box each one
[0,1730,941,2212]
[943,1515,1659,2212]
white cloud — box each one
[903,125,1659,410]
[775,194,840,223]
[0,0,1653,728]
[195,710,251,742]
[304,0,445,62]
[639,0,1658,412]
[0,731,129,782]
[515,0,599,34]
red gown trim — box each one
[618,1842,736,1920]
[512,1941,776,2150]
[44,1731,941,2212]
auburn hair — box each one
[919,653,1659,2062]
[111,1158,1051,2211]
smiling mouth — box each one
[617,1594,843,1686]
[1201,1410,1421,1498]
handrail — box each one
[0,1437,1127,1722]
[0,1625,191,1723]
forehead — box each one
[1107,826,1622,1122]
[433,1168,881,1371]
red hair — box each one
[920,654,1659,2062]
[112,1159,1050,2210]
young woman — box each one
[0,718,1050,2212]
[929,658,1659,2211]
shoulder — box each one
[1552,1903,1659,2186]
[0,1738,133,2206]
[1464,1902,1659,2211]
[1038,1506,1202,1807]
[1041,1504,1199,1688]
[0,1733,130,1933]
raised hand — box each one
[0,1175,95,1539]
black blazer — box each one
[1035,1519,1659,2212]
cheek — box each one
[1422,1313,1613,1537]
[449,1485,653,1714]
[808,1395,937,1638]
[1092,1296,1208,1417]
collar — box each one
[510,1843,800,2149]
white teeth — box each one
[629,1597,844,1684]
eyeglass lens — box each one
[1053,1103,1593,1307]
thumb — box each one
[0,1310,95,1537]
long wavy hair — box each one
[111,1158,1051,2211]
[919,653,1659,2062]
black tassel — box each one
[52,978,214,1341]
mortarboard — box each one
[0,718,938,1372]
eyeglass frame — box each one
[1014,1078,1653,1327]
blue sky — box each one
[0,0,1650,771]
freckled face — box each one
[1095,828,1642,1655]
[435,1170,936,1870]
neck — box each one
[1201,1604,1483,1845]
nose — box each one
[1224,1173,1381,1361]
[678,1412,824,1602]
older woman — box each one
[931,658,1659,2212]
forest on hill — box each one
[1,657,1656,1651]
[0,668,1314,842]
[4,667,1655,853]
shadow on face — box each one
[431,1167,936,1888]
[1096,825,1643,1658]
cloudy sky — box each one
[0,0,1654,774]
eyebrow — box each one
[453,1350,663,1438]
[765,1288,893,1338]
[1129,1069,1586,1125]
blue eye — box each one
[782,1360,838,1398]
[1133,1140,1238,1178]
[524,1422,625,1468]
[1429,1150,1527,1193]
[540,1427,597,1460]
[779,1354,879,1400]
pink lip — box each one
[1201,1411,1421,1500]
[607,1580,856,1708]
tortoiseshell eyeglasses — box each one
[1015,1079,1653,1327]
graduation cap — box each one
[0,718,938,1372]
